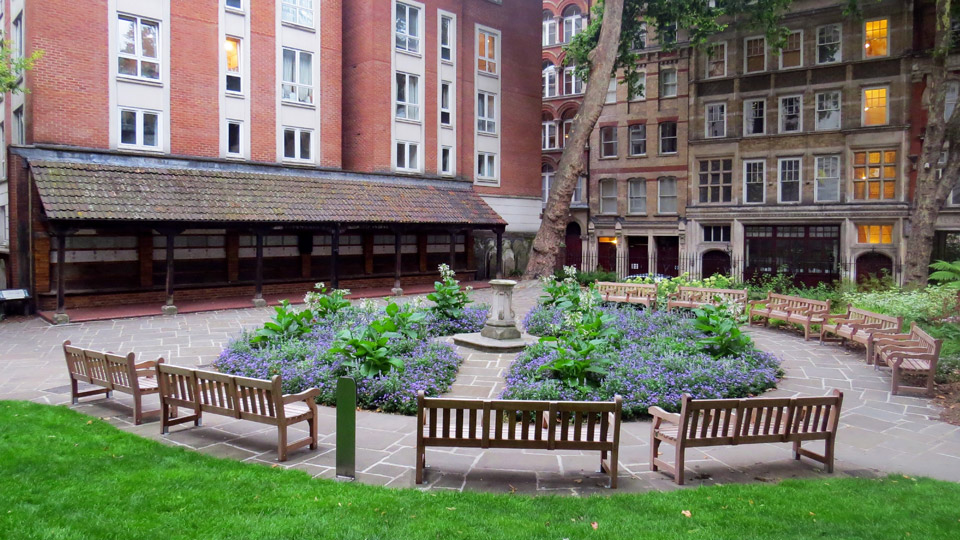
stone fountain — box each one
[453,279,536,352]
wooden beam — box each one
[164,231,176,306]
[331,226,340,289]
[394,229,402,290]
[55,231,66,314]
[254,231,264,300]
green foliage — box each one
[842,285,958,325]
[384,301,427,340]
[929,260,960,289]
[538,308,620,390]
[692,304,755,359]
[249,300,314,346]
[0,43,43,94]
[330,315,404,378]
[627,272,738,305]
[541,266,582,305]
[427,264,472,320]
[303,282,351,318]
[574,269,618,286]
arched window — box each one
[542,11,557,47]
[542,60,557,98]
[541,112,558,150]
[542,164,555,203]
[560,108,577,147]
[562,6,583,43]
[563,63,583,95]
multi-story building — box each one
[0,0,540,317]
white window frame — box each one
[440,81,452,126]
[542,121,558,150]
[815,155,841,203]
[562,7,583,44]
[660,68,677,98]
[281,48,313,105]
[945,81,959,121]
[477,91,496,134]
[816,91,841,131]
[706,102,726,138]
[396,141,420,172]
[225,0,244,12]
[659,122,677,155]
[628,178,647,215]
[226,120,243,157]
[743,159,766,204]
[605,77,618,104]
[478,28,498,76]
[779,30,803,70]
[743,98,765,136]
[816,23,842,64]
[541,167,555,203]
[118,108,162,150]
[573,176,584,204]
[283,127,313,162]
[600,126,618,158]
[117,14,161,81]
[744,36,766,74]
[658,177,678,214]
[779,95,803,133]
[396,2,421,54]
[862,86,889,127]
[225,36,242,94]
[440,15,454,62]
[563,66,583,95]
[440,146,453,176]
[706,41,726,79]
[395,72,420,122]
[599,179,617,215]
[281,0,314,28]
[543,64,558,98]
[628,71,646,102]
[562,119,573,147]
[628,124,646,156]
[13,107,24,145]
[477,152,496,180]
[542,13,557,47]
[863,17,889,59]
[777,157,802,204]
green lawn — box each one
[2,401,959,540]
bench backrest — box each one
[675,287,748,306]
[157,364,286,420]
[157,364,200,409]
[104,352,139,392]
[677,390,842,445]
[596,282,657,299]
[908,322,943,355]
[846,307,902,329]
[234,374,284,421]
[766,293,830,311]
[63,342,92,383]
[63,341,162,393]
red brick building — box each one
[0,0,541,318]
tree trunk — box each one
[903,0,960,286]
[523,0,625,279]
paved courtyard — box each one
[2,281,959,495]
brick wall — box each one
[320,0,343,168]
[170,1,220,157]
[249,0,277,162]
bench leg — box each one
[308,414,319,450]
[608,448,618,489]
[824,436,835,474]
[277,424,289,462]
[793,440,801,461]
[926,371,936,397]
[650,428,661,472]
[891,367,901,396]
[415,448,425,485]
[674,446,685,485]
[134,395,144,426]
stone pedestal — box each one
[480,279,521,340]
[52,313,70,325]
[161,304,178,316]
[391,287,404,297]
[252,297,267,308]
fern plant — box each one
[929,260,960,289]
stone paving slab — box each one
[3,280,959,495]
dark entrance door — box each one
[597,241,617,273]
[702,250,731,278]
[627,237,649,275]
[655,236,680,277]
[744,225,840,286]
[856,252,893,283]
[563,222,582,270]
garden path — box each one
[1,282,959,494]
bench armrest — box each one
[890,353,938,367]
[747,299,766,307]
[283,388,321,404]
[648,406,680,425]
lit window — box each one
[779,95,802,133]
[853,150,897,200]
[817,24,841,64]
[658,177,678,214]
[815,155,841,202]
[395,73,420,121]
[864,18,888,58]
[600,126,618,158]
[778,158,801,203]
[542,11,557,47]
[542,121,558,150]
[707,42,726,78]
[706,102,726,138]
[225,37,242,93]
[441,16,454,61]
[863,87,888,126]
[281,0,314,28]
[281,48,313,104]
[659,122,677,154]
[542,62,557,98]
[703,226,731,242]
[857,225,892,244]
[628,178,646,214]
[605,77,617,104]
[600,179,617,214]
[283,127,312,162]
[119,108,160,149]
[118,15,160,80]
[780,31,802,69]
[660,68,677,97]
[562,6,583,43]
[743,159,766,203]
[440,82,452,126]
[699,159,733,203]
[629,124,646,156]
[226,121,242,156]
[744,98,765,135]
[395,2,420,53]
[477,152,496,179]
[440,146,453,175]
[396,141,419,171]
[563,66,583,95]
[477,92,496,134]
[478,30,497,74]
[816,91,841,130]
[745,37,765,73]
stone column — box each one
[480,279,521,340]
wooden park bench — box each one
[819,307,903,363]
[416,392,622,487]
[62,340,164,425]
[650,391,843,485]
[871,322,942,396]
[156,364,321,462]
[595,281,657,308]
[748,293,831,341]
[667,286,748,311]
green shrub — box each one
[692,303,754,359]
[842,285,958,325]
[626,272,739,305]
[303,282,351,318]
[427,264,472,320]
[249,300,314,347]
[574,269,618,285]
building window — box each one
[224,37,242,93]
[628,72,646,101]
[699,159,733,203]
[745,36,765,73]
[541,164,554,203]
[779,95,802,133]
[815,155,841,202]
[0,206,5,246]
[563,66,583,95]
[477,152,496,179]
[119,108,160,150]
[703,226,731,242]
[281,0,314,28]
[858,224,892,244]
[600,179,617,214]
[744,159,766,203]
[542,62,557,98]
[817,23,841,64]
[628,178,646,214]
[632,22,647,50]
[816,91,841,130]
[660,68,677,97]
[396,2,420,53]
[629,124,646,156]
[396,141,419,171]
[573,176,584,203]
[945,81,959,120]
[441,146,452,175]
[12,14,23,60]
[562,6,583,43]
[853,150,897,200]
[658,177,678,214]
[441,16,453,61]
[542,11,557,47]
[780,30,802,69]
[600,126,618,158]
[542,121,558,150]
[281,48,313,104]
[562,118,573,147]
[659,23,677,45]
[605,77,617,104]
[118,15,160,80]
[477,92,496,134]
[707,42,726,78]
[864,18,888,58]
[659,122,678,154]
[226,0,243,10]
[226,121,242,156]
[706,102,726,138]
[862,87,888,126]
[283,127,312,162]
[13,107,24,145]
[778,157,801,203]
[394,73,420,121]
[478,29,497,75]
[744,98,765,135]
[440,82,452,126]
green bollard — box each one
[336,376,356,480]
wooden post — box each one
[394,229,402,291]
[254,231,264,301]
[162,231,177,315]
[495,229,504,279]
[449,231,457,269]
[55,231,66,314]
[331,226,340,289]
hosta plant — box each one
[303,282,351,318]
[330,316,405,378]
[249,300,315,347]
[692,303,754,359]
[427,264,472,320]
